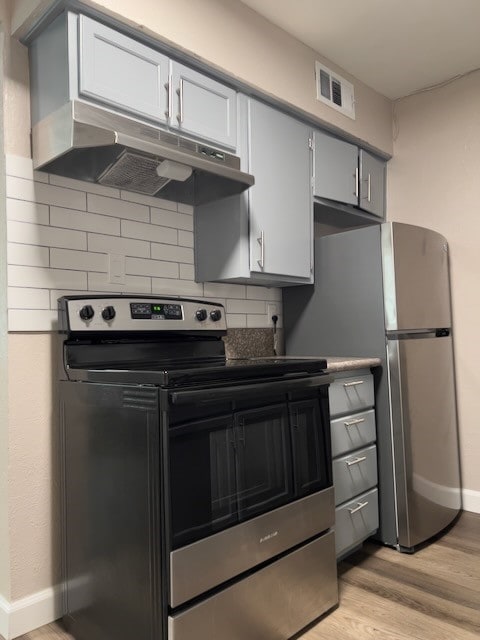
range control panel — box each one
[60,296,226,333]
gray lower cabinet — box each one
[194,97,313,285]
[29,12,237,150]
[313,130,386,218]
[329,371,379,559]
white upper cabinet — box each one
[313,130,386,218]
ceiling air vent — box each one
[315,62,355,120]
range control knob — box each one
[102,306,116,322]
[210,309,222,322]
[79,305,95,322]
[196,308,208,322]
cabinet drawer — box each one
[335,488,379,558]
[329,374,374,417]
[331,409,376,458]
[332,444,377,506]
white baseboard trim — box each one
[0,594,9,640]
[462,488,480,514]
[0,585,62,640]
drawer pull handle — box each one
[346,456,367,466]
[349,500,369,515]
[344,418,366,427]
[343,380,364,387]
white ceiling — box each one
[239,0,480,100]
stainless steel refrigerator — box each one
[284,222,461,551]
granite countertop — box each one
[322,356,382,373]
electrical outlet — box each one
[108,253,126,284]
[267,303,278,324]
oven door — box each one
[167,375,334,608]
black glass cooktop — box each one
[66,356,327,387]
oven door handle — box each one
[169,375,333,405]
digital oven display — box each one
[130,302,183,320]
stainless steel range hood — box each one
[32,101,254,206]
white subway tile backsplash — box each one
[7,243,50,267]
[177,203,194,215]
[6,156,282,332]
[120,190,177,210]
[6,199,49,225]
[152,278,204,298]
[178,230,194,248]
[246,285,282,301]
[225,314,247,328]
[121,220,177,245]
[179,264,195,280]
[8,287,50,310]
[226,299,266,314]
[7,176,87,209]
[7,221,87,250]
[87,272,152,293]
[50,207,121,235]
[88,233,150,258]
[8,265,87,290]
[151,243,194,264]
[125,257,179,279]
[87,193,149,222]
[50,248,108,272]
[49,174,121,198]
[8,309,58,332]
[204,283,246,299]
[151,207,193,231]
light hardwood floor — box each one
[13,510,480,640]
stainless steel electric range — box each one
[58,295,338,640]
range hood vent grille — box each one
[98,151,171,195]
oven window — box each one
[168,389,331,550]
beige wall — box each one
[11,0,393,156]
[0,23,10,602]
[388,71,480,495]
[8,334,61,599]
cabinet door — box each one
[359,149,386,217]
[289,399,331,497]
[313,130,358,205]
[78,15,169,123]
[235,404,293,521]
[170,62,237,149]
[248,99,312,279]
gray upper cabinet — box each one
[78,15,169,124]
[359,149,386,217]
[194,96,313,286]
[30,12,237,150]
[313,131,357,206]
[170,63,237,149]
[248,100,312,279]
[313,130,386,218]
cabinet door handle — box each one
[354,166,359,198]
[164,82,171,120]
[257,231,265,269]
[367,173,371,202]
[346,455,367,467]
[344,417,366,427]
[176,79,184,124]
[349,500,369,514]
[343,380,364,387]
